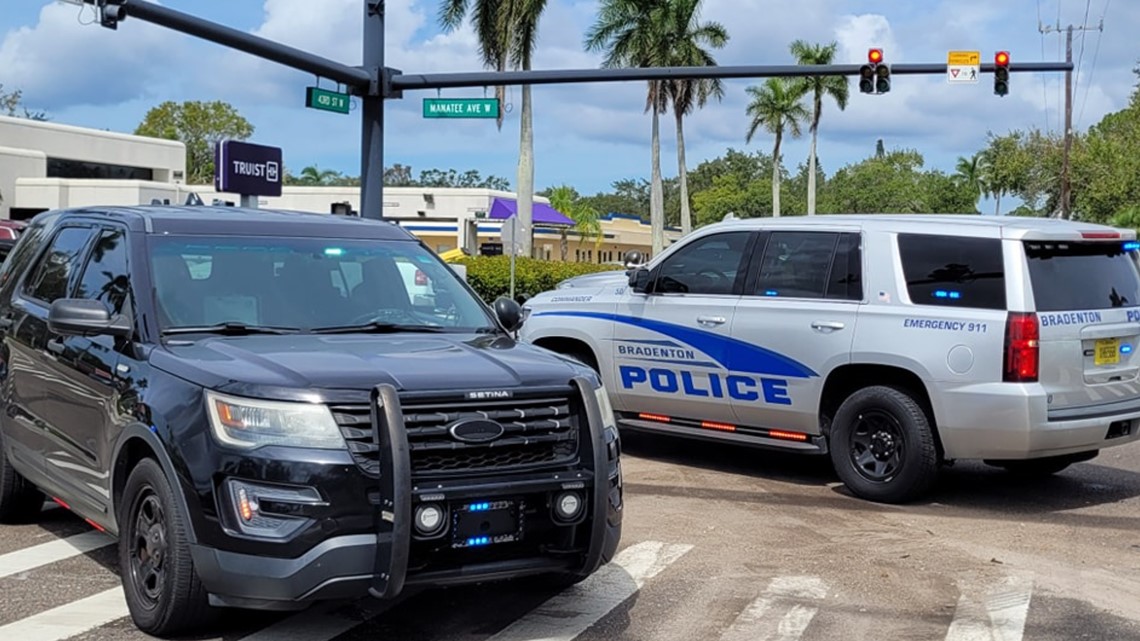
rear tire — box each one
[829,386,940,504]
[119,458,214,636]
[0,430,44,524]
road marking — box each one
[944,574,1034,641]
[720,576,828,641]
[487,540,693,641]
[0,530,113,579]
[0,587,127,641]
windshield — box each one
[1025,240,1140,311]
[147,235,493,332]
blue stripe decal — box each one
[632,357,721,368]
[611,338,684,347]
[535,311,817,378]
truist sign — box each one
[215,140,283,197]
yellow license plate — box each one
[1095,338,1121,366]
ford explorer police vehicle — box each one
[520,214,1140,503]
[0,206,622,636]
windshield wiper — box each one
[161,322,300,336]
[311,322,466,335]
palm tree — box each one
[664,0,728,236]
[955,152,990,213]
[789,40,849,216]
[440,0,549,259]
[298,165,339,186]
[586,0,671,256]
[745,78,809,217]
[548,185,603,261]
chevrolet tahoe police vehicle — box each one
[0,206,622,636]
[521,214,1140,503]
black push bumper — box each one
[192,376,622,610]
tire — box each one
[828,386,940,504]
[119,458,214,636]
[0,429,44,524]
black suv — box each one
[0,206,622,636]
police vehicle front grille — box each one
[330,390,580,478]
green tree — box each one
[586,0,672,255]
[954,152,989,213]
[825,149,927,213]
[1072,84,1140,222]
[0,84,47,121]
[789,40,848,216]
[745,78,808,217]
[135,100,254,184]
[547,185,603,261]
[661,0,727,236]
[440,0,548,258]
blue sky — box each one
[2,0,1137,202]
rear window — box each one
[897,234,1006,310]
[1025,241,1140,311]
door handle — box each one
[697,315,727,326]
[811,320,846,332]
[46,339,65,355]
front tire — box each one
[119,458,213,636]
[829,386,940,504]
[0,429,44,524]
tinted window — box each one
[75,229,131,316]
[827,233,863,301]
[148,236,492,331]
[898,234,1005,310]
[23,227,96,304]
[1026,241,1140,311]
[755,232,838,299]
[654,232,751,295]
[0,218,53,292]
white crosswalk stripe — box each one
[944,574,1034,641]
[486,540,694,641]
[0,587,128,641]
[720,576,828,641]
[0,530,114,580]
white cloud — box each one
[0,2,186,109]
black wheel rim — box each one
[128,488,167,610]
[849,409,905,483]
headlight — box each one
[594,385,617,430]
[206,391,345,450]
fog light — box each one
[414,503,447,536]
[554,491,583,521]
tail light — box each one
[414,269,428,286]
[1003,312,1039,382]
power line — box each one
[1072,0,1092,102]
[1077,0,1109,127]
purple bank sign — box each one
[214,140,283,197]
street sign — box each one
[422,98,500,119]
[947,50,981,84]
[214,140,283,197]
[500,215,521,256]
[306,86,351,114]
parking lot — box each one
[0,431,1138,641]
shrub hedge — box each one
[455,256,622,303]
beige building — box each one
[0,115,678,261]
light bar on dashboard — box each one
[1124,242,1140,251]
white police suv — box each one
[520,215,1140,503]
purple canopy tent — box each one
[488,198,574,226]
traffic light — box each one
[97,0,127,30]
[994,51,1010,96]
[861,49,889,95]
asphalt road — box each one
[3,432,1140,641]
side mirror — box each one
[48,299,131,338]
[493,296,523,332]
[628,267,652,294]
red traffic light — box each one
[995,51,1010,66]
[868,48,883,64]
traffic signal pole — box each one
[83,0,1072,221]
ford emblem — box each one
[449,418,505,443]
